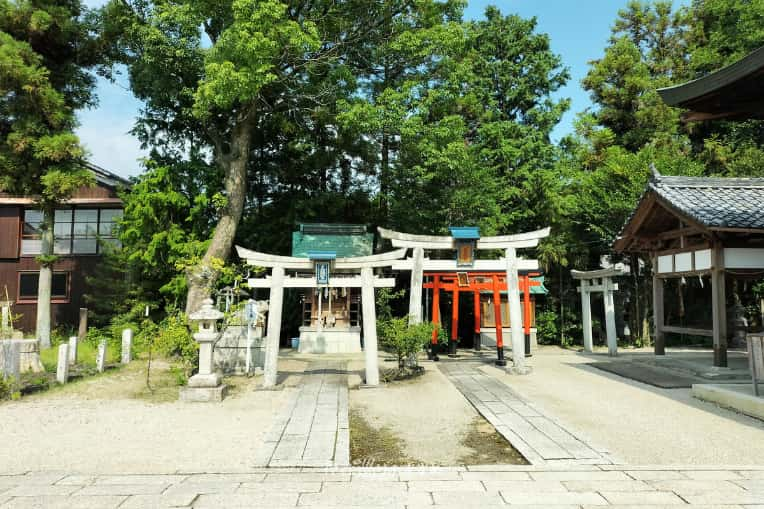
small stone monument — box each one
[68,336,78,365]
[1,341,20,382]
[56,343,69,384]
[180,298,227,402]
[78,308,88,341]
[96,340,107,373]
[121,329,133,364]
[0,300,12,339]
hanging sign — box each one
[316,261,330,285]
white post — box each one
[68,336,78,365]
[408,247,424,324]
[121,329,133,364]
[1,303,10,338]
[505,247,528,374]
[96,340,107,373]
[56,343,69,384]
[361,267,379,386]
[317,287,323,334]
[263,266,285,388]
[604,278,618,356]
[580,280,593,353]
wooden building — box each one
[614,170,764,367]
[0,163,128,332]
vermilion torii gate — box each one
[381,226,550,374]
[422,272,542,360]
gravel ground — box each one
[0,360,298,474]
[482,346,764,465]
[349,357,479,465]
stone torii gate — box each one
[236,246,406,388]
[379,227,550,374]
[571,267,624,356]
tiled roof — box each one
[651,175,764,230]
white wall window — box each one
[22,207,122,255]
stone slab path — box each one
[255,361,349,468]
[439,361,615,466]
[5,466,764,508]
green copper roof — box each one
[449,226,480,239]
[292,224,373,258]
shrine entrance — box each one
[423,271,543,360]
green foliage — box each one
[0,376,20,401]
[378,316,436,369]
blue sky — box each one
[77,0,687,178]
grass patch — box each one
[458,417,528,465]
[39,341,120,372]
[349,408,423,467]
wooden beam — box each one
[661,326,713,337]
[711,244,728,367]
[652,256,665,356]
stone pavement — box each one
[6,466,764,508]
[255,361,350,468]
[439,360,615,466]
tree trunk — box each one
[185,119,252,314]
[36,206,54,349]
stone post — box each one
[1,301,11,338]
[78,308,88,341]
[580,280,593,353]
[263,266,285,388]
[96,340,107,373]
[56,343,69,384]
[1,341,20,382]
[604,279,618,357]
[181,298,227,402]
[408,247,424,324]
[361,267,379,386]
[121,329,133,364]
[505,247,528,374]
[68,336,78,365]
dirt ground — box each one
[0,359,301,474]
[348,356,526,466]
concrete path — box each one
[5,465,764,508]
[439,360,614,466]
[255,361,349,468]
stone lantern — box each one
[180,298,227,402]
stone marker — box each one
[0,301,11,338]
[78,308,88,341]
[96,340,107,373]
[56,343,69,384]
[1,341,20,382]
[68,336,78,365]
[121,329,132,364]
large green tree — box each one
[0,0,99,347]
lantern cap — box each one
[189,298,224,321]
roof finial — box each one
[649,163,661,182]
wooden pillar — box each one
[523,275,532,356]
[263,266,285,388]
[361,267,380,385]
[580,280,593,353]
[712,245,727,367]
[505,247,527,373]
[473,290,481,351]
[78,308,88,342]
[652,260,665,356]
[449,284,459,357]
[409,247,424,324]
[492,274,506,366]
[430,275,440,361]
[604,278,618,357]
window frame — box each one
[20,206,122,257]
[17,271,71,304]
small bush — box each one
[378,316,437,369]
[0,376,20,401]
[153,313,198,381]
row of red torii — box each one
[236,226,550,387]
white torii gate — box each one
[378,227,550,374]
[571,267,624,356]
[236,246,406,388]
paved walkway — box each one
[5,465,764,507]
[439,360,615,466]
[255,361,349,468]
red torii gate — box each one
[423,271,542,360]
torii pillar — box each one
[572,267,624,356]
